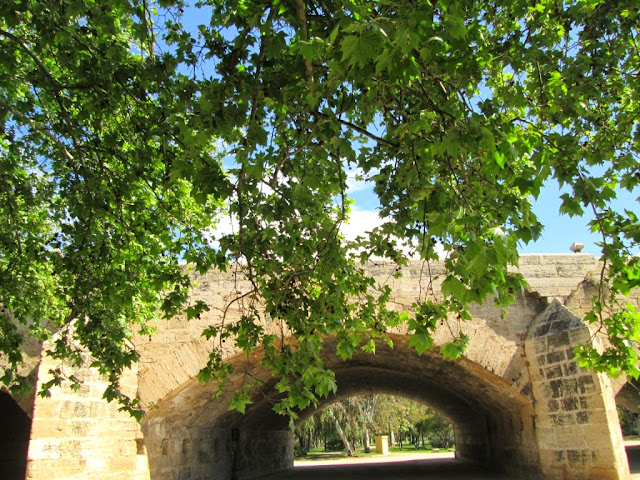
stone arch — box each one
[139,298,630,480]
[133,265,547,412]
[140,331,540,480]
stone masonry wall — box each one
[25,347,149,480]
[526,301,629,480]
[141,421,293,480]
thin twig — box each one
[313,111,399,149]
[271,125,319,187]
[0,99,74,161]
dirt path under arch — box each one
[256,443,640,480]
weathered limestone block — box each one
[526,301,629,480]
[513,254,599,301]
[25,347,150,480]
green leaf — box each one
[441,275,467,300]
[341,35,374,68]
[487,227,508,245]
[362,339,376,353]
[314,370,337,397]
[409,331,433,355]
[229,388,252,414]
[440,334,469,359]
[444,14,466,40]
[337,336,356,360]
[185,300,210,320]
[493,150,506,169]
[375,48,396,74]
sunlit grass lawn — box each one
[296,444,455,461]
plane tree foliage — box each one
[1,0,639,417]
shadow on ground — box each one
[257,445,640,480]
[259,457,514,480]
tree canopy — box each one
[1,0,639,418]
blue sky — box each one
[345,174,639,258]
[519,181,597,255]
[519,180,638,256]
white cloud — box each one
[345,167,372,195]
[340,207,445,260]
[340,207,384,242]
[203,210,237,250]
[205,204,445,261]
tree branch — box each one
[271,125,319,187]
[247,6,277,136]
[0,98,74,162]
[313,111,399,149]
[295,0,314,85]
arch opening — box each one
[141,334,540,480]
[615,380,640,446]
[293,393,455,458]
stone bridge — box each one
[3,254,639,480]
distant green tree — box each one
[419,412,455,449]
[618,407,638,437]
[295,395,452,455]
[294,414,316,456]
